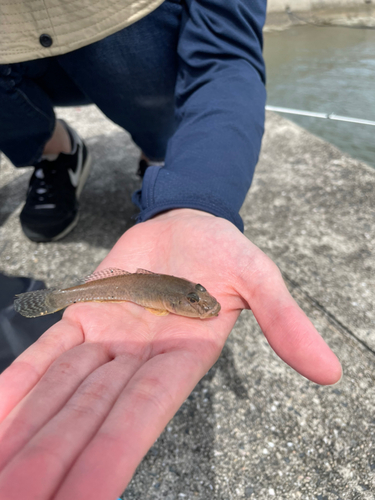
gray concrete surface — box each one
[1,107,374,499]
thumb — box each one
[237,255,342,385]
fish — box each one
[14,268,221,319]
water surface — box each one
[264,25,375,168]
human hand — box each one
[0,209,341,499]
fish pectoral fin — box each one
[145,307,170,316]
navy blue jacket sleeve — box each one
[133,0,267,232]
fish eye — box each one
[195,284,206,292]
[187,292,200,303]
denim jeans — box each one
[0,0,182,167]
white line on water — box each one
[266,105,375,127]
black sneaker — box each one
[20,122,92,242]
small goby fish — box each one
[14,268,221,319]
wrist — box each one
[150,208,216,222]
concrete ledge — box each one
[267,0,371,11]
[244,112,375,351]
[265,4,375,30]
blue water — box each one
[264,25,375,169]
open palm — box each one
[0,209,341,500]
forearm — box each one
[133,0,267,232]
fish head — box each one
[165,283,221,319]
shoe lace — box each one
[32,166,59,203]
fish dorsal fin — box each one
[136,268,158,275]
[82,268,130,283]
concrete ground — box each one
[0,107,374,499]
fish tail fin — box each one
[14,288,65,318]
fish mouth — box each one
[201,301,221,318]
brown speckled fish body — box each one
[14,268,221,319]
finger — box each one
[53,350,207,500]
[0,318,83,423]
[0,352,145,500]
[239,257,342,385]
[0,343,111,472]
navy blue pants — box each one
[0,1,182,167]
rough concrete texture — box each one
[1,107,374,499]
